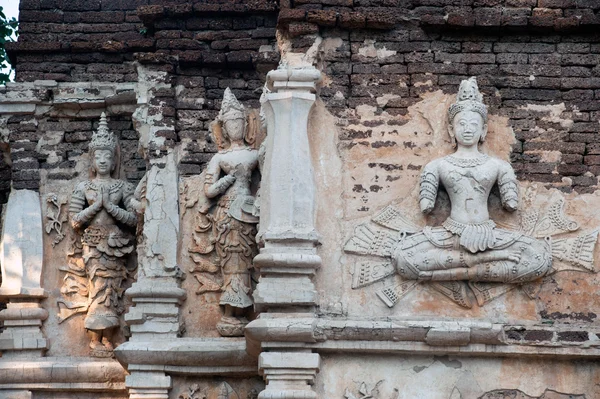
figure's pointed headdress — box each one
[448,77,488,123]
[89,112,118,152]
[218,88,246,122]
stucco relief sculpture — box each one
[58,113,137,357]
[45,193,67,247]
[344,381,399,399]
[186,88,261,337]
[345,78,598,308]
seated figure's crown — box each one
[448,77,488,123]
[90,112,118,152]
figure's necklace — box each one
[86,179,123,192]
[221,146,253,154]
[444,154,489,168]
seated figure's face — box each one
[224,118,245,142]
[452,110,486,147]
[93,149,114,176]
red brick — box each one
[501,8,530,26]
[446,7,475,26]
[137,5,164,24]
[278,9,307,24]
[287,22,319,37]
[530,8,562,27]
[307,10,338,26]
[475,7,502,26]
[338,12,367,28]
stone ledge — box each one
[246,316,600,358]
[262,340,600,359]
[114,338,257,375]
[0,357,126,385]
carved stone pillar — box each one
[253,67,323,311]
[0,189,48,358]
[250,67,323,399]
[124,153,185,341]
[116,64,184,399]
[258,352,320,399]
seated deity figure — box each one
[394,78,552,284]
[203,88,259,336]
[68,113,137,356]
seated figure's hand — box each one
[420,198,434,214]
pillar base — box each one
[126,371,171,399]
[258,352,320,399]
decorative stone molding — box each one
[0,81,137,118]
[252,67,323,312]
[0,189,48,358]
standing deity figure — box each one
[394,77,552,285]
[67,113,137,356]
[201,88,260,336]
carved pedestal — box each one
[119,80,186,396]
[0,189,48,358]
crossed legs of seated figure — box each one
[415,248,523,281]
[396,236,552,283]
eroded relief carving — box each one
[344,381,399,399]
[45,193,67,247]
[479,389,585,399]
[345,78,598,309]
[184,88,262,337]
[57,113,137,357]
[178,381,258,399]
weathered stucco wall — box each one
[317,354,599,398]
[1,0,600,398]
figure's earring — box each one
[480,124,488,143]
[448,124,457,148]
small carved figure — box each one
[345,78,598,308]
[189,88,260,336]
[62,113,137,356]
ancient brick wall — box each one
[134,1,279,175]
[10,0,152,83]
[4,0,600,195]
[279,0,600,194]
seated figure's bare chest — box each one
[439,156,497,200]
